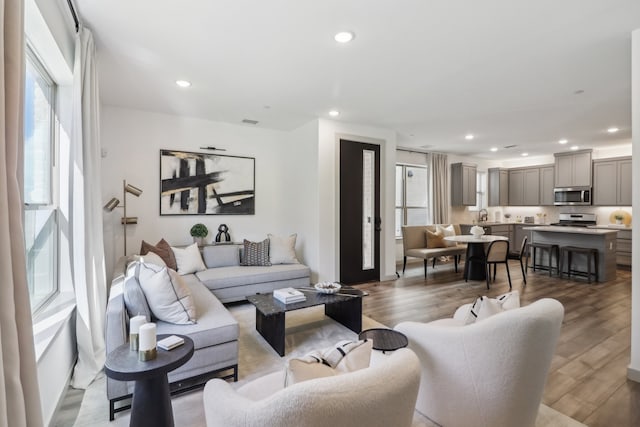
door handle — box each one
[375,217,382,231]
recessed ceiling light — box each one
[329,110,340,117]
[521,152,529,157]
[490,147,498,152]
[570,145,579,150]
[558,139,568,144]
[607,127,619,133]
[464,134,474,140]
[175,80,191,88]
[334,32,355,43]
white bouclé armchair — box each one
[202,348,421,427]
[395,298,564,427]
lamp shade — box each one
[125,183,143,197]
[103,197,120,211]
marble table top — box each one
[444,235,509,243]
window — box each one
[23,47,58,311]
[395,165,429,238]
[470,170,487,212]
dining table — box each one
[444,234,509,281]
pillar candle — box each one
[139,323,157,361]
[129,316,147,351]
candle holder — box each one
[139,347,157,362]
[130,333,139,351]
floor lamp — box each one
[103,180,143,256]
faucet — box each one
[478,209,488,223]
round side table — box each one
[104,334,194,427]
[358,328,408,353]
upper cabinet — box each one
[554,150,592,187]
[488,168,509,206]
[451,163,477,206]
[539,166,555,206]
[508,166,541,206]
[593,157,632,206]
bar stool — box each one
[527,242,560,276]
[559,246,599,283]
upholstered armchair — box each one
[395,299,564,427]
[202,348,420,427]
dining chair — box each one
[485,240,511,290]
[507,236,528,285]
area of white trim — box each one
[627,366,640,383]
[33,291,75,362]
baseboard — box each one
[627,366,640,383]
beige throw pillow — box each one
[136,261,196,324]
[171,243,207,275]
[437,224,458,247]
[268,233,299,264]
[426,229,446,248]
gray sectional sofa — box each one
[104,243,311,420]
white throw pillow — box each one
[284,339,373,386]
[139,252,167,267]
[171,243,207,275]
[437,224,457,247]
[136,262,196,324]
[464,290,521,325]
[268,233,299,264]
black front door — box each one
[339,139,381,284]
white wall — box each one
[100,107,318,279]
[317,119,397,281]
[628,28,640,382]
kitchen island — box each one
[523,226,618,282]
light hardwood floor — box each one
[358,259,638,427]
[53,259,638,426]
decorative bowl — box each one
[314,282,341,294]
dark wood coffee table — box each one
[358,328,408,353]
[104,334,194,427]
[246,287,364,356]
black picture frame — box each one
[159,149,255,215]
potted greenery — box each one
[614,214,624,225]
[190,223,208,246]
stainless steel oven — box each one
[553,187,591,206]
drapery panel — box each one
[0,0,44,424]
[70,27,107,389]
[430,153,448,224]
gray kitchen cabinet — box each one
[488,168,509,206]
[539,166,555,206]
[509,167,540,206]
[617,229,632,267]
[593,157,632,206]
[508,170,524,206]
[523,168,540,206]
[451,163,477,206]
[513,224,543,257]
[618,159,632,206]
[554,149,592,187]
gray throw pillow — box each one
[203,245,240,268]
[240,239,271,266]
[123,273,152,322]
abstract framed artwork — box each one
[160,149,255,215]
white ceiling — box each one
[76,0,640,159]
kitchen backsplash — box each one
[450,205,632,225]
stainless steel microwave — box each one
[553,187,591,205]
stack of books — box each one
[273,287,306,304]
[157,335,185,351]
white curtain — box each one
[0,0,44,425]
[431,153,448,224]
[70,27,108,388]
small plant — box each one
[190,223,208,238]
[614,214,624,221]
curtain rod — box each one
[66,0,79,32]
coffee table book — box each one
[273,287,306,304]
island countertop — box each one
[522,226,618,235]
